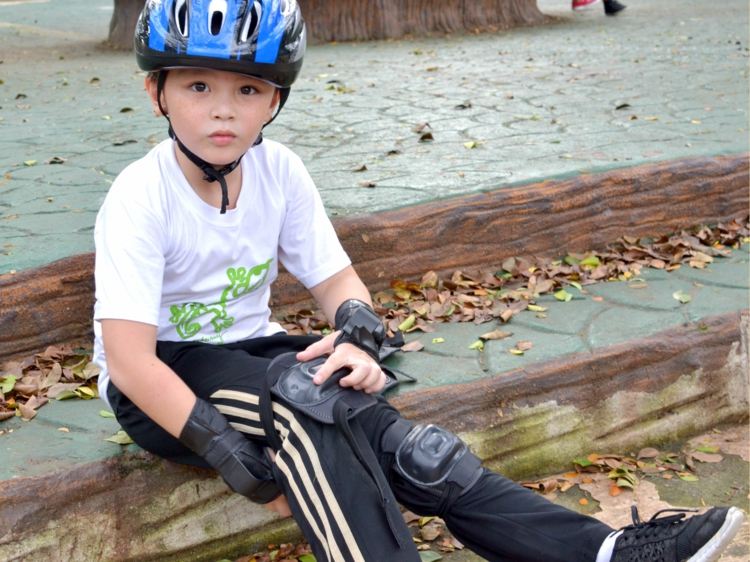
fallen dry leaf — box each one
[401,340,425,353]
[689,451,723,463]
[637,447,660,459]
[18,403,37,421]
[420,523,442,541]
[480,329,513,341]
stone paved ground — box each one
[0,0,748,273]
[0,1,748,560]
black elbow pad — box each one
[180,398,280,504]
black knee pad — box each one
[266,352,377,424]
[381,419,483,496]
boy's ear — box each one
[266,89,281,121]
[145,76,166,116]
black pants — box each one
[108,335,613,562]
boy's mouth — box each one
[209,131,237,146]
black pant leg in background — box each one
[354,400,614,562]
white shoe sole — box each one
[689,507,746,562]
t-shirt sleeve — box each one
[278,158,351,289]
[93,182,166,326]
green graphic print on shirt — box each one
[168,259,273,343]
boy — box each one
[94,1,744,560]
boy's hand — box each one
[264,494,293,517]
[297,333,386,394]
[263,450,292,517]
[296,331,337,360]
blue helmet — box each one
[135,0,306,88]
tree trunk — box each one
[107,0,544,50]
[107,0,144,50]
[299,0,545,43]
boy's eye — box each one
[190,82,208,92]
[240,85,257,95]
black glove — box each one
[179,398,281,503]
[333,299,385,361]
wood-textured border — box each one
[1,154,747,361]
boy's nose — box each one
[211,106,235,120]
[210,94,235,120]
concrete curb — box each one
[392,310,749,479]
[1,309,746,561]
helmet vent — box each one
[135,0,306,88]
[210,11,223,34]
[280,0,297,17]
[239,1,262,43]
[208,0,227,36]
[175,0,189,37]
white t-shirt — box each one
[93,139,351,405]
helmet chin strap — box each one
[156,71,257,215]
[168,124,242,214]
[155,72,289,214]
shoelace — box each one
[624,506,699,539]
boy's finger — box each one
[344,363,383,391]
[296,340,326,361]
[296,331,338,361]
[311,354,343,385]
[362,369,386,394]
[359,368,381,392]
[296,344,325,363]
[311,363,331,385]
[368,372,387,394]
[340,366,368,388]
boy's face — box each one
[147,68,280,166]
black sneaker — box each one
[603,0,627,15]
[611,506,745,562]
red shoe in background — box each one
[572,0,601,10]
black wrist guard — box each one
[333,299,385,361]
[179,398,281,504]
